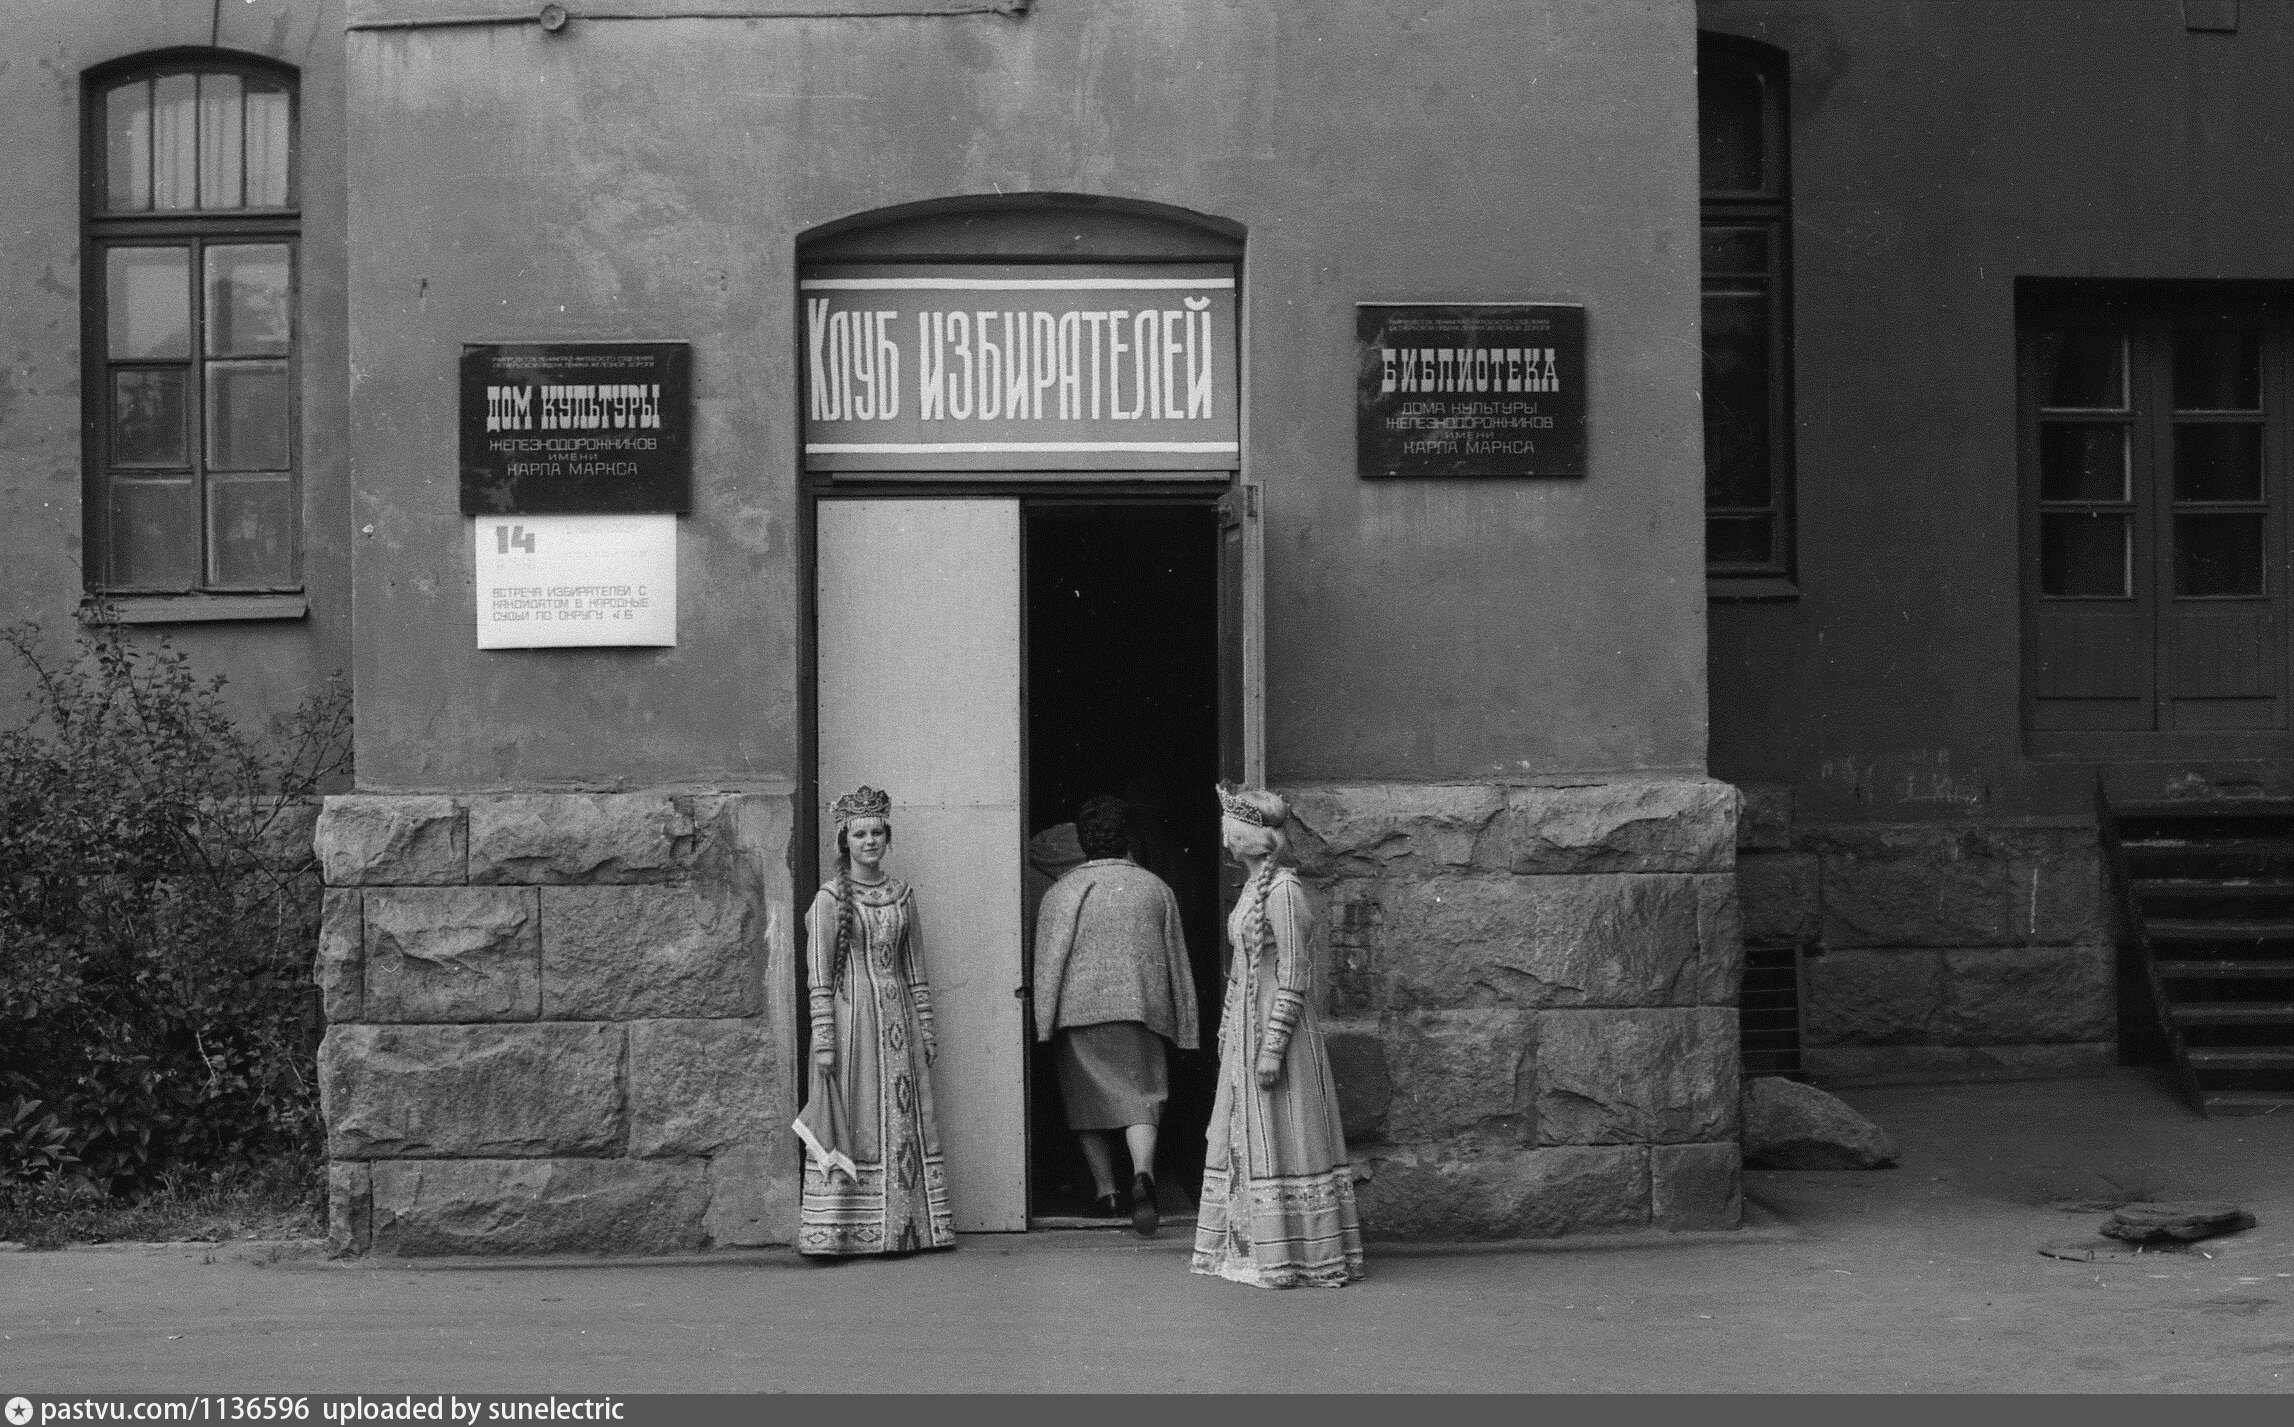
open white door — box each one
[816,498,1027,1232]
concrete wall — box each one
[0,0,350,731]
[1700,0,2294,1072]
[343,0,1708,793]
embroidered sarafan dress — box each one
[792,877,956,1256]
[1192,868,1366,1288]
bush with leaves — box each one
[0,624,350,1202]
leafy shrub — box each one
[0,624,350,1203]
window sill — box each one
[79,593,309,625]
[1707,575,1800,603]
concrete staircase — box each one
[2103,799,2294,1117]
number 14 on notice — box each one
[495,524,537,554]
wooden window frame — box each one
[80,52,302,605]
[2021,281,2294,760]
[1699,33,1796,596]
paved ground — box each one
[4,1069,2293,1393]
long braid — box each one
[832,835,856,987]
[1244,860,1278,960]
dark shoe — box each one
[1093,1193,1123,1221]
[1131,1174,1160,1238]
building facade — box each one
[38,0,2284,1254]
[1702,0,2294,1092]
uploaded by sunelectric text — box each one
[26,1401,623,1424]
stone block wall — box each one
[314,791,797,1256]
[1284,778,1744,1240]
[1734,786,2117,1084]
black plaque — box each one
[459,342,692,514]
[1356,304,1586,478]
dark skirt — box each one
[1054,1021,1169,1130]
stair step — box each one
[2111,800,2294,816]
[2147,918,2294,941]
[2188,1047,2294,1069]
[2168,1002,2294,1026]
[2125,837,2294,857]
[2135,878,2294,898]
[2155,960,2294,979]
[2201,1092,2294,1117]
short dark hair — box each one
[1075,795,1130,859]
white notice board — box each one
[473,514,677,649]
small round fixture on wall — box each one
[538,4,570,32]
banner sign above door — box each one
[459,342,692,514]
[1356,303,1587,478]
[801,263,1239,472]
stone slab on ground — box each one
[1742,1075,1898,1170]
[2101,1201,2257,1243]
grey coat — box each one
[1032,858,1199,1049]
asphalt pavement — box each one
[4,1068,2292,1393]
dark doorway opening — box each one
[1023,501,1224,1222]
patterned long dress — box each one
[792,876,956,1256]
[1192,867,1366,1288]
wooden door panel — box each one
[2031,608,2152,730]
[2169,609,2277,700]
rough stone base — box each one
[1732,794,2122,1084]
[1288,778,1744,1238]
[366,1160,712,1257]
[317,790,798,1257]
[1803,1041,2116,1086]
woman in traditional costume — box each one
[792,785,956,1257]
[1192,785,1366,1289]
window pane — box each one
[2174,331,2262,411]
[111,370,188,467]
[105,80,151,212]
[245,80,290,207]
[152,72,198,211]
[1699,64,1767,193]
[2040,512,2130,597]
[1701,226,1768,274]
[205,245,291,356]
[207,361,290,471]
[1706,514,1774,567]
[2174,424,2263,503]
[108,479,199,589]
[209,476,295,588]
[107,248,190,359]
[2038,423,2128,502]
[198,72,244,210]
[2035,331,2125,409]
[1703,291,1773,508]
[2176,513,2266,597]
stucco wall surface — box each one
[1701,0,2294,824]
[344,0,1706,791]
[0,0,351,731]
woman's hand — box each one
[813,1045,836,1072]
[1255,1050,1283,1090]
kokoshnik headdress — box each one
[1217,782,1277,828]
[831,784,892,825]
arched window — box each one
[1699,34,1793,586]
[84,54,300,596]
